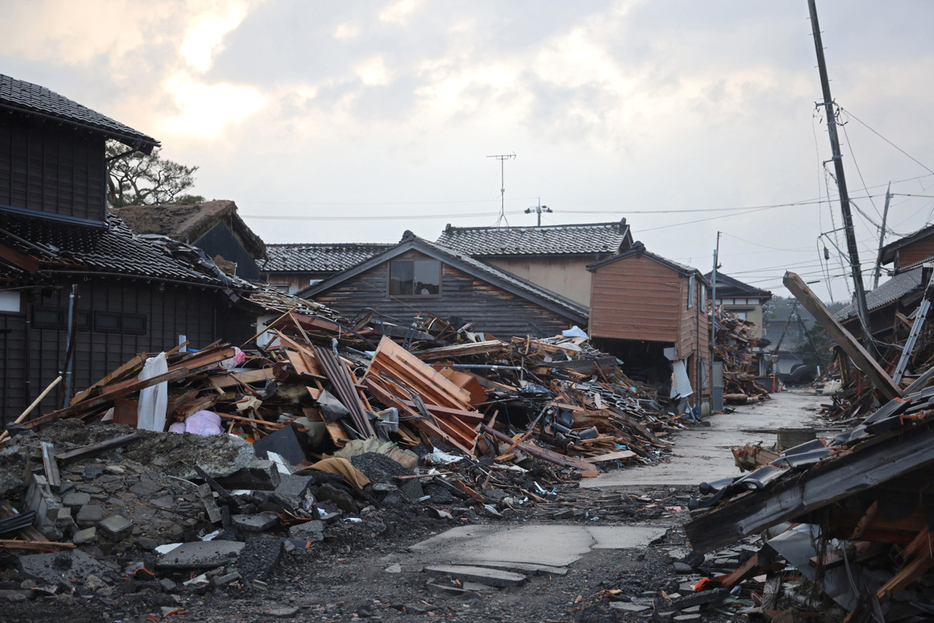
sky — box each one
[3,0,934,302]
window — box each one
[389,259,441,296]
[94,312,146,334]
[701,286,707,312]
[687,276,695,309]
[33,307,62,328]
[0,291,21,313]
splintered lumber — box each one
[312,344,375,438]
[586,450,637,463]
[364,336,479,452]
[784,271,901,401]
[208,368,275,389]
[71,354,145,405]
[0,376,63,442]
[413,340,507,362]
[0,540,75,551]
[24,368,191,429]
[481,424,597,477]
[40,442,60,487]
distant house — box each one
[112,200,266,281]
[0,73,261,426]
[587,242,710,409]
[435,219,632,307]
[262,243,393,294]
[300,231,589,338]
[704,272,772,338]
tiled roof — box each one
[703,272,772,299]
[0,74,158,150]
[836,267,923,322]
[0,213,224,286]
[263,243,394,273]
[436,220,631,257]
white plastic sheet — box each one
[137,352,168,432]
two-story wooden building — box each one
[0,73,259,425]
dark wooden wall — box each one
[895,239,934,272]
[0,279,255,427]
[311,251,578,338]
[0,115,107,224]
[195,221,261,281]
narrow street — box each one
[583,389,828,488]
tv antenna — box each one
[487,153,515,226]
[525,198,553,226]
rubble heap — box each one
[713,306,771,404]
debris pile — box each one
[682,371,934,621]
[714,306,771,404]
[0,307,700,614]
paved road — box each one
[581,389,828,489]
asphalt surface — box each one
[581,389,828,488]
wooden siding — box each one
[311,251,578,338]
[0,116,107,223]
[896,239,934,271]
[485,257,597,307]
[0,279,255,427]
[588,255,682,342]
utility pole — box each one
[772,300,799,392]
[525,198,553,226]
[710,232,720,352]
[808,0,877,359]
[487,153,516,226]
[872,182,892,289]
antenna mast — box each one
[488,153,516,226]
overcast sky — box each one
[4,0,934,302]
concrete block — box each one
[423,565,527,588]
[76,505,103,528]
[155,541,245,570]
[212,571,241,587]
[62,492,91,508]
[99,515,133,538]
[18,549,112,585]
[275,474,313,498]
[252,425,305,466]
[73,527,97,544]
[231,512,278,533]
[288,520,324,542]
[55,507,77,531]
[213,459,280,491]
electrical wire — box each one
[838,106,934,175]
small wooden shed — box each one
[587,243,710,408]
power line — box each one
[838,106,934,175]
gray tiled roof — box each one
[0,213,223,286]
[0,74,158,149]
[836,268,923,322]
[436,220,630,257]
[703,272,772,299]
[263,243,394,273]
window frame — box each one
[387,258,442,298]
[687,275,695,309]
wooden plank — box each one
[25,368,191,429]
[71,354,148,405]
[876,550,934,599]
[0,540,75,551]
[216,413,285,428]
[368,336,472,406]
[784,271,901,401]
[585,450,637,463]
[481,424,597,476]
[40,442,60,487]
[414,340,507,362]
[101,348,234,395]
[56,433,141,464]
[208,368,275,389]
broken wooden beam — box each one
[481,424,598,477]
[784,271,901,401]
[56,433,141,464]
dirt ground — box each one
[2,391,830,623]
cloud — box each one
[160,71,266,138]
[180,2,252,72]
[379,0,425,25]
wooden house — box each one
[0,74,259,426]
[436,219,632,307]
[300,231,589,338]
[587,242,710,408]
[262,243,392,294]
[112,200,267,281]
[704,272,772,338]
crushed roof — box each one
[703,272,772,299]
[0,213,225,286]
[263,243,394,273]
[111,200,266,259]
[436,220,631,257]
[836,267,923,322]
[0,74,158,151]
